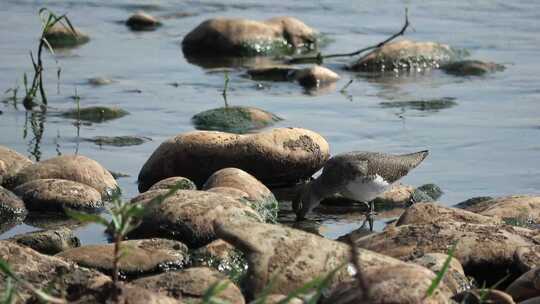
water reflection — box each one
[23,110,46,162]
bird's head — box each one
[292,182,320,221]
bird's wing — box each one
[316,153,369,192]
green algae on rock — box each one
[441,60,505,76]
[85,135,151,147]
[189,239,248,282]
[61,106,129,123]
[148,176,197,191]
[192,106,281,134]
[350,39,466,72]
[44,23,90,48]
[380,97,458,112]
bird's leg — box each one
[359,201,377,231]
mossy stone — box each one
[62,106,129,123]
[192,106,281,134]
[416,183,443,200]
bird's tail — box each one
[400,150,429,169]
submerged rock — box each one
[0,145,33,186]
[380,97,458,112]
[132,267,245,304]
[129,190,263,247]
[203,168,279,223]
[506,267,540,302]
[459,195,540,228]
[14,178,103,212]
[8,154,118,198]
[0,241,110,301]
[350,221,537,286]
[8,227,80,255]
[61,106,129,123]
[441,60,505,76]
[88,76,114,86]
[416,183,444,200]
[0,186,27,221]
[213,219,451,301]
[56,238,189,279]
[350,39,464,72]
[137,128,330,190]
[126,11,162,31]
[454,196,494,209]
[247,65,339,88]
[44,23,90,48]
[182,16,317,57]
[148,176,197,191]
[192,106,281,134]
[395,202,501,226]
[189,239,247,280]
[85,135,151,147]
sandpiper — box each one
[293,150,429,230]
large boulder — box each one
[0,241,110,301]
[350,39,463,72]
[458,195,540,227]
[203,168,279,223]
[514,245,540,273]
[412,253,470,294]
[213,219,452,301]
[56,238,189,279]
[395,202,501,226]
[7,154,118,198]
[0,145,33,186]
[8,227,80,255]
[137,128,329,190]
[13,178,103,212]
[0,186,27,222]
[191,106,281,134]
[350,221,537,286]
[132,267,245,304]
[129,190,263,247]
[182,16,317,57]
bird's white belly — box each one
[341,174,391,202]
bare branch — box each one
[288,8,410,64]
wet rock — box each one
[0,145,33,186]
[412,253,470,294]
[14,178,103,212]
[85,135,152,147]
[203,168,279,223]
[416,183,444,200]
[247,65,339,88]
[380,97,458,112]
[214,219,422,298]
[8,154,118,198]
[395,203,501,226]
[514,246,540,273]
[0,241,110,301]
[137,128,330,190]
[293,65,340,87]
[441,60,505,76]
[371,183,415,208]
[264,295,303,304]
[506,267,540,302]
[460,195,540,228]
[322,262,453,304]
[189,239,247,280]
[88,76,114,86]
[149,176,197,191]
[182,16,317,57]
[351,221,537,286]
[192,106,282,134]
[44,23,90,48]
[24,212,85,230]
[8,227,80,255]
[129,189,263,247]
[61,106,129,123]
[126,11,162,31]
[455,196,494,209]
[56,238,188,279]
[73,281,183,304]
[350,39,463,72]
[453,289,515,304]
[0,185,27,221]
[132,267,245,304]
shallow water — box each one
[1,0,539,244]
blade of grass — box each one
[425,241,458,298]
